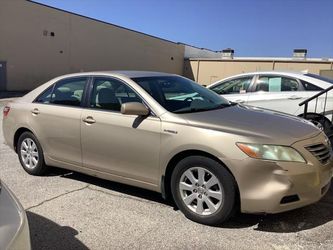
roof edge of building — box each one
[27,0,182,47]
[186,57,333,63]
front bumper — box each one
[224,133,333,214]
[0,181,31,250]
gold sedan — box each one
[2,71,332,225]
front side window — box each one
[132,76,230,114]
[90,77,142,112]
[210,77,253,95]
[50,77,87,107]
[255,76,299,92]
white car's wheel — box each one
[302,113,332,134]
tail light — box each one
[3,105,10,118]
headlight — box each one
[236,143,306,163]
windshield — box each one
[132,76,231,113]
[305,73,333,84]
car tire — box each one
[17,132,48,176]
[302,113,332,134]
[171,156,236,226]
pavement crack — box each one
[26,184,90,210]
[124,225,160,249]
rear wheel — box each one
[171,156,236,225]
[17,132,48,175]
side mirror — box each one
[121,102,149,116]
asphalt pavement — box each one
[1,100,333,250]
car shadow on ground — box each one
[49,167,333,233]
[27,212,89,250]
[46,167,173,206]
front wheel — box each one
[17,132,48,175]
[171,156,236,226]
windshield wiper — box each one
[212,103,233,109]
[174,108,211,114]
[174,103,232,114]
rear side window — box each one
[210,77,252,94]
[50,78,87,107]
[255,76,299,92]
[301,80,323,91]
[35,86,53,103]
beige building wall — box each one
[184,59,333,85]
[320,70,333,79]
[0,0,185,91]
[273,62,332,73]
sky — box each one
[33,0,333,58]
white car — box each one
[207,71,333,132]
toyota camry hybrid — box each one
[2,71,333,225]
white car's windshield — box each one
[305,73,333,84]
[132,76,231,113]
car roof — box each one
[111,70,176,78]
[223,71,306,78]
[207,70,333,89]
[55,70,176,79]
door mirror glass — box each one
[121,102,149,116]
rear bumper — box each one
[2,116,15,151]
[223,133,333,214]
[0,181,31,250]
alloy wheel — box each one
[20,138,39,169]
[179,167,223,216]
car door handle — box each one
[82,116,96,124]
[31,108,40,115]
[234,99,245,103]
[288,95,302,100]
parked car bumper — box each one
[0,181,31,250]
[223,133,333,214]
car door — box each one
[247,75,308,115]
[30,77,88,166]
[209,76,254,104]
[80,77,161,186]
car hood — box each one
[179,105,321,145]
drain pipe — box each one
[196,60,201,82]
